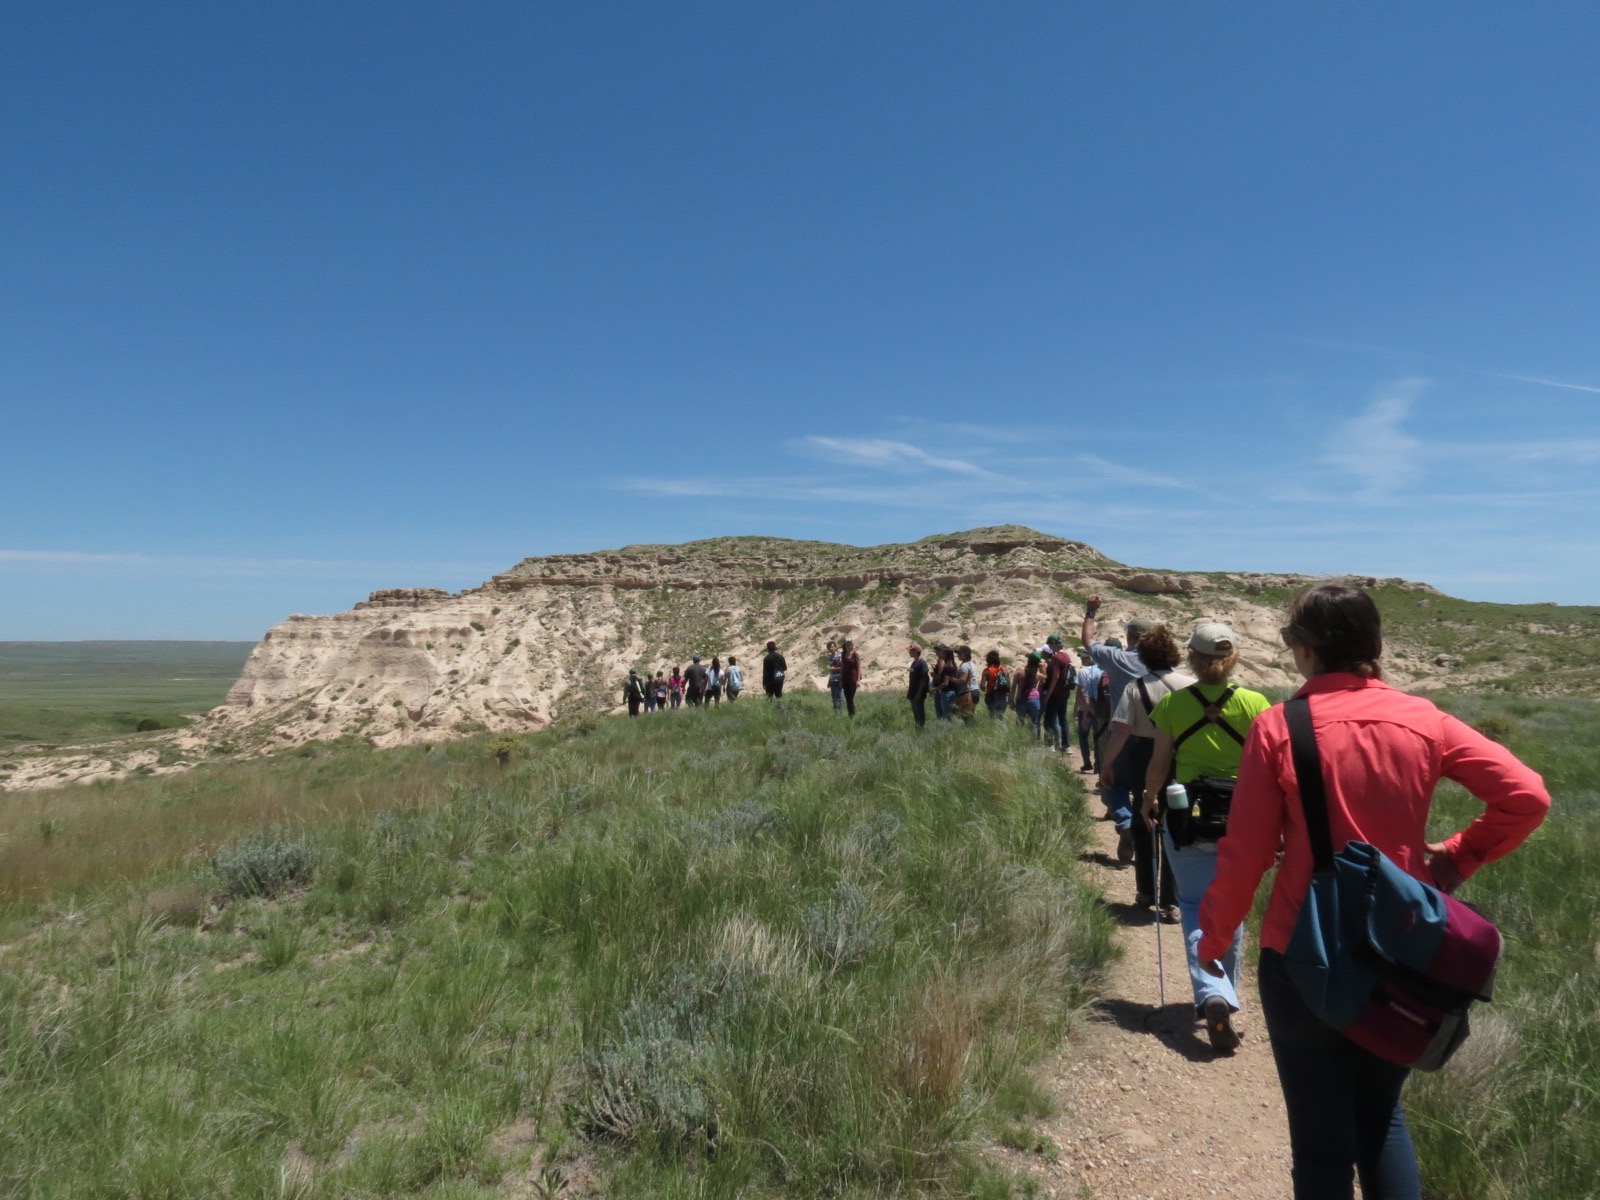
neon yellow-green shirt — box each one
[1150,682,1271,783]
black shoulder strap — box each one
[1284,696,1336,873]
[1172,685,1246,748]
[1136,677,1156,714]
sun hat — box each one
[1104,636,1123,649]
[692,654,702,661]
[1189,622,1237,655]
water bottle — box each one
[1165,782,1190,811]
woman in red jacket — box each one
[1198,584,1549,1200]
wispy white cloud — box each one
[796,437,994,478]
[1486,372,1600,395]
[1323,378,1426,500]
[1075,454,1200,493]
[0,549,490,579]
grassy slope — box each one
[1405,694,1600,1200]
[0,641,253,749]
[1242,584,1600,693]
[0,696,1112,1199]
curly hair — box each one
[1135,625,1183,672]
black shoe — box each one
[1079,764,1096,773]
[1116,828,1134,864]
[1203,997,1240,1053]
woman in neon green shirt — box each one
[1139,621,1270,1053]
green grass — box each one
[1402,694,1600,1200]
[0,641,252,749]
[0,694,1113,1198]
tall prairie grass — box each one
[1405,695,1600,1200]
[0,694,1112,1198]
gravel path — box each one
[1024,783,1295,1199]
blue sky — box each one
[4,3,1599,638]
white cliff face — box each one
[195,526,1437,756]
[1,526,1461,791]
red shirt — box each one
[1197,673,1550,963]
[841,651,860,687]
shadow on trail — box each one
[1079,848,1123,871]
[1091,895,1232,1063]
[1093,997,1220,1064]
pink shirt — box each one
[1197,673,1550,963]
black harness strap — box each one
[1172,684,1247,749]
[1284,695,1336,873]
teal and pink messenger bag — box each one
[1282,696,1502,1071]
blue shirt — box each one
[1087,643,1146,715]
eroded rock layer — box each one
[201,526,1435,755]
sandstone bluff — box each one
[207,526,1434,752]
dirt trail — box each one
[1029,784,1293,1199]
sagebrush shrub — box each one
[211,834,318,899]
[803,880,884,970]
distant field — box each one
[0,641,254,749]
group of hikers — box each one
[621,641,797,715]
[614,584,1552,1199]
[1000,586,1547,1200]
[622,654,741,713]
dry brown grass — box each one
[0,743,501,903]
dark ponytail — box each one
[1284,584,1383,678]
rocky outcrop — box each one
[354,588,453,610]
[186,526,1449,759]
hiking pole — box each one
[1152,813,1167,1010]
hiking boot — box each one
[1116,828,1134,864]
[1203,997,1240,1053]
[1079,764,1097,773]
[1160,905,1180,925]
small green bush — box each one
[211,834,319,900]
[135,718,164,732]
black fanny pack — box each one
[1167,774,1236,846]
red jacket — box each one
[1197,673,1550,963]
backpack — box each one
[994,665,1012,694]
[1282,696,1501,1071]
[1091,673,1111,724]
[624,676,643,702]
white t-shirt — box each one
[1112,670,1196,739]
[959,660,981,694]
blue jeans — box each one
[1161,827,1241,1012]
[935,689,955,720]
[829,680,843,710]
[1259,949,1421,1200]
[1106,742,1134,831]
[1076,713,1097,768]
[1016,697,1041,737]
[1042,694,1070,750]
